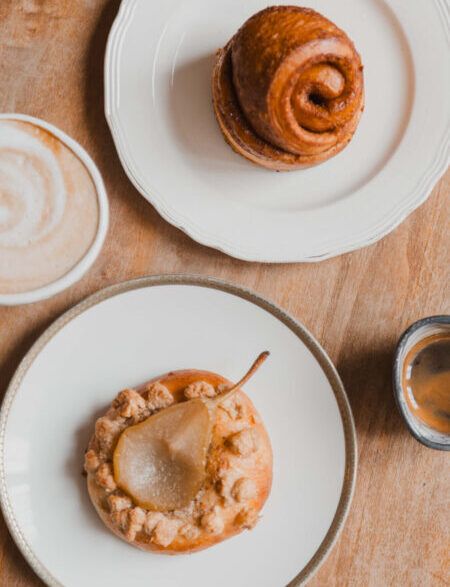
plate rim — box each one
[104,0,450,263]
[0,274,357,586]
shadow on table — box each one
[0,511,44,586]
[83,0,121,175]
[0,316,56,402]
[336,340,410,440]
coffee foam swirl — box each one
[0,119,100,295]
[0,125,66,248]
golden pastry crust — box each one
[85,369,273,554]
[212,5,364,170]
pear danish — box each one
[85,354,272,554]
[212,6,364,170]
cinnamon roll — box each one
[212,6,364,170]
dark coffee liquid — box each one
[402,333,450,434]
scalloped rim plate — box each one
[105,0,449,263]
[105,0,448,262]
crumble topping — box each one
[95,462,117,492]
[84,449,100,473]
[87,378,268,549]
[144,511,165,535]
[220,396,245,420]
[126,507,146,541]
[94,415,126,456]
[107,494,132,513]
[216,383,232,394]
[152,517,182,547]
[232,477,257,502]
[227,427,261,456]
[111,509,129,531]
[201,506,225,535]
[145,382,174,411]
[184,381,216,399]
[180,523,200,540]
[113,388,147,419]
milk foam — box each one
[0,120,99,295]
[0,125,66,247]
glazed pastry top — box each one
[213,6,364,170]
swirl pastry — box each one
[212,6,364,170]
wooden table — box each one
[0,2,449,585]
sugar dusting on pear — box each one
[113,352,270,511]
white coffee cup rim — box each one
[0,113,109,306]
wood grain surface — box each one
[0,1,449,585]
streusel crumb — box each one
[216,383,232,394]
[227,427,260,456]
[84,449,100,473]
[114,388,147,418]
[112,509,129,531]
[94,416,125,456]
[184,381,216,399]
[180,523,200,540]
[232,477,257,502]
[201,506,224,535]
[107,494,132,513]
[126,507,146,541]
[220,397,245,420]
[146,382,174,411]
[144,511,164,535]
[95,462,117,492]
[152,517,181,547]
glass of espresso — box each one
[393,316,450,450]
[0,114,108,305]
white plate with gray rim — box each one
[105,0,449,262]
[0,275,356,586]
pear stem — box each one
[212,351,270,406]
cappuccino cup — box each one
[0,114,108,305]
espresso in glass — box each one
[402,333,450,435]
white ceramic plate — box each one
[105,0,449,262]
[0,276,355,586]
